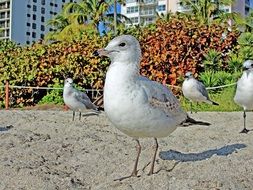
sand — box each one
[0,110,253,190]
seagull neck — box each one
[63,85,73,94]
[108,62,140,80]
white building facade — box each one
[122,0,253,26]
[0,0,74,45]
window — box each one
[50,2,54,6]
[126,0,137,3]
[62,0,65,2]
[33,0,37,2]
[145,17,154,24]
[26,22,31,26]
[55,4,58,7]
[0,21,5,27]
[130,17,139,24]
[26,32,30,36]
[0,31,4,37]
[32,14,36,20]
[33,5,37,11]
[41,0,45,5]
[32,32,36,38]
[41,7,45,14]
[32,23,36,29]
[126,6,138,13]
[40,34,44,39]
[41,25,45,31]
[26,41,30,44]
[0,3,5,9]
[141,7,154,15]
[0,12,5,19]
[157,4,166,12]
[41,16,45,22]
[27,4,31,8]
[27,13,31,17]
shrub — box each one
[0,17,240,107]
[139,18,239,87]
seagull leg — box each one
[148,138,158,175]
[131,139,141,176]
[72,111,75,121]
[240,110,249,133]
[114,139,141,181]
[190,102,193,114]
[79,112,82,120]
[196,102,199,113]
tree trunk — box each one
[114,0,117,34]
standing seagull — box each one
[234,60,253,133]
[93,35,198,180]
[182,71,219,113]
[63,78,99,121]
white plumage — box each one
[182,71,218,113]
[94,35,188,179]
[234,60,253,133]
[63,78,98,121]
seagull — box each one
[63,78,99,121]
[234,60,253,133]
[93,35,206,180]
[182,71,219,113]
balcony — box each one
[140,9,155,16]
[177,5,191,12]
[245,0,250,6]
[140,0,157,6]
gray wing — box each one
[74,89,98,110]
[196,80,209,99]
[139,76,187,122]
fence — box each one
[0,81,237,110]
[0,81,103,110]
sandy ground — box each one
[0,110,253,190]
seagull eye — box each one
[119,42,126,47]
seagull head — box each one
[64,78,74,87]
[242,60,253,72]
[185,71,193,79]
[93,35,142,65]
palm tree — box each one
[234,10,253,32]
[180,0,235,24]
[45,4,95,42]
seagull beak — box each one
[93,48,109,57]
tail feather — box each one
[212,101,219,106]
[207,99,219,106]
[97,107,104,111]
[181,115,211,126]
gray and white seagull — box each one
[93,35,207,180]
[182,71,219,113]
[234,60,253,133]
[63,78,99,121]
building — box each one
[0,0,74,45]
[174,0,253,15]
[121,0,253,26]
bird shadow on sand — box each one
[0,125,14,132]
[159,143,246,162]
